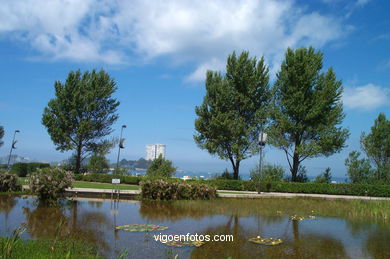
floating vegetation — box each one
[290,215,316,221]
[161,239,206,248]
[115,224,168,232]
[249,236,283,246]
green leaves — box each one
[146,155,176,178]
[42,69,120,173]
[269,47,349,180]
[194,51,271,179]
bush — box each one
[87,153,109,174]
[200,179,390,197]
[146,155,176,177]
[0,171,21,192]
[315,167,332,183]
[140,179,217,200]
[11,163,50,177]
[29,168,74,202]
[79,173,142,185]
[213,169,236,180]
[250,164,285,182]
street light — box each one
[258,132,267,194]
[116,125,127,171]
[7,130,20,169]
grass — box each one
[72,181,140,190]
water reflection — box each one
[0,195,389,259]
[23,200,111,251]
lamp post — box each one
[7,130,20,169]
[116,125,126,171]
[258,132,267,194]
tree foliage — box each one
[360,113,390,182]
[42,69,120,173]
[250,164,285,182]
[87,153,109,174]
[268,47,349,181]
[315,167,332,183]
[194,51,271,179]
[146,155,176,178]
[346,113,390,184]
[345,151,373,184]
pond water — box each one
[0,195,389,258]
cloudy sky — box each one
[0,0,389,178]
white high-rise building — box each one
[146,144,166,160]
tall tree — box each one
[360,113,390,182]
[42,69,120,173]
[0,126,4,148]
[269,47,349,181]
[194,51,271,179]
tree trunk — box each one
[229,158,240,180]
[75,141,83,173]
[291,152,300,182]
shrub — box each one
[146,155,176,177]
[140,179,217,200]
[0,171,21,192]
[11,163,50,177]
[79,173,142,185]
[29,168,74,202]
[213,169,236,180]
[315,167,332,183]
[87,153,109,174]
[250,164,285,182]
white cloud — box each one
[343,84,390,110]
[0,0,347,80]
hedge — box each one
[202,179,390,197]
[76,173,142,185]
[140,179,217,200]
[74,174,390,197]
[11,162,51,177]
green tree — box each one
[87,153,109,174]
[315,167,332,183]
[268,47,349,181]
[146,154,176,177]
[250,164,285,182]
[0,125,4,148]
[194,51,271,179]
[345,151,373,184]
[360,113,390,183]
[42,69,120,173]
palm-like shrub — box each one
[29,168,74,202]
[0,170,21,192]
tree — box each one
[42,69,120,173]
[250,164,285,182]
[194,51,271,179]
[87,153,109,174]
[360,113,390,182]
[345,151,373,184]
[268,47,349,181]
[315,167,332,183]
[146,154,176,177]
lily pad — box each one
[115,224,168,232]
[290,215,316,221]
[249,236,283,246]
[162,239,206,247]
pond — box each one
[0,195,389,258]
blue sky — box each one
[0,0,389,178]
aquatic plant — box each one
[248,236,283,246]
[160,239,205,247]
[115,224,168,232]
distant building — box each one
[146,144,166,160]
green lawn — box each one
[72,181,140,190]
